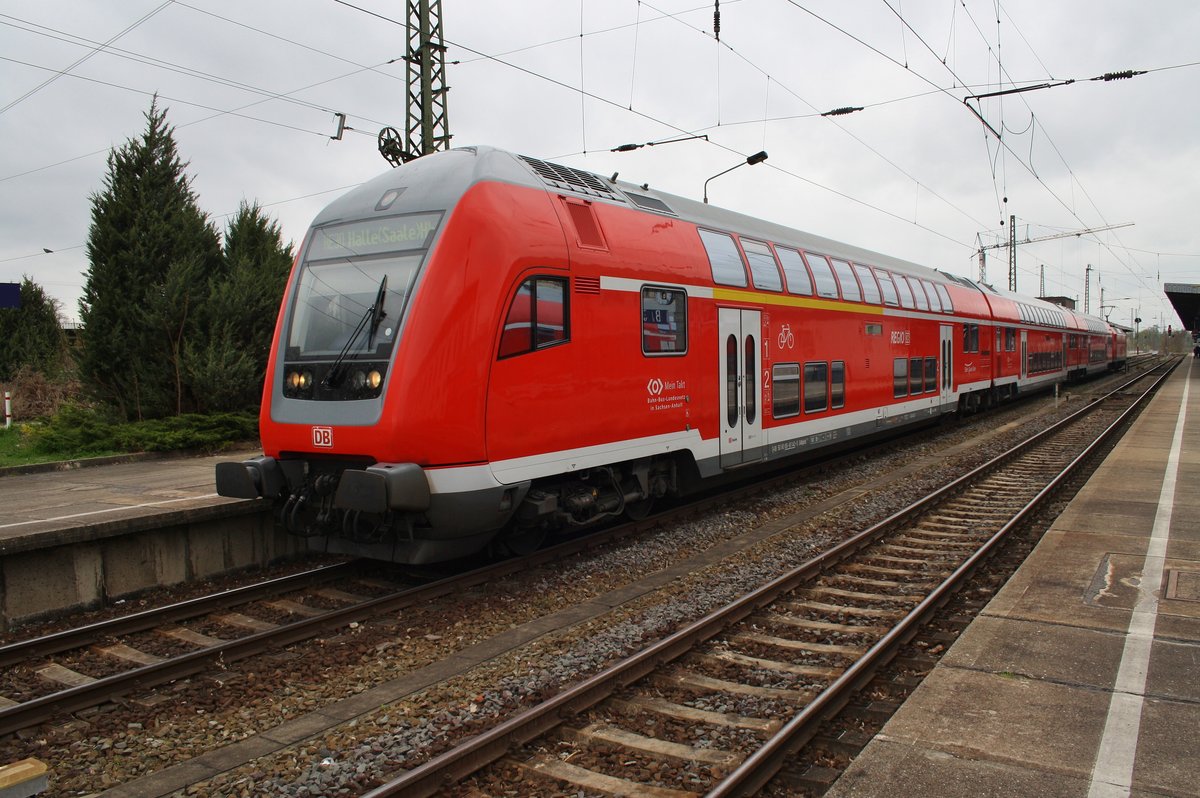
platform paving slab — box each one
[828,361,1200,798]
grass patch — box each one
[0,407,259,469]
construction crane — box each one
[975,220,1133,292]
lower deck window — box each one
[804,362,828,413]
[641,286,687,354]
[772,363,800,418]
[924,357,938,392]
[831,361,845,409]
[894,358,908,398]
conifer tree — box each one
[0,278,67,382]
[187,201,293,412]
[80,97,222,419]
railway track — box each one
[0,561,426,736]
[363,360,1174,797]
[0,361,1162,796]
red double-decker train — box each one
[217,146,1126,563]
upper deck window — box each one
[875,270,900,306]
[830,259,861,302]
[804,252,840,299]
[698,229,747,287]
[891,272,916,309]
[935,283,954,313]
[920,279,942,312]
[741,239,783,292]
[906,276,929,310]
[775,246,813,296]
[853,264,882,304]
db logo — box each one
[646,378,664,396]
[312,426,333,448]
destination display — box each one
[307,213,441,260]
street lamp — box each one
[703,151,768,204]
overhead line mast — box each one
[975,221,1133,294]
[378,0,451,166]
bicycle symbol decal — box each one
[777,323,795,350]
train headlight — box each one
[351,370,367,390]
[286,371,313,393]
[367,370,383,390]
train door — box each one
[939,324,954,408]
[718,308,764,468]
[1020,330,1028,380]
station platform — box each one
[0,450,256,553]
[826,356,1200,798]
[0,450,289,628]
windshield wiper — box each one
[367,274,388,348]
[323,275,387,388]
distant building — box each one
[61,320,82,348]
[1039,295,1076,310]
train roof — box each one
[311,145,1114,331]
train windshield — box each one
[286,213,441,360]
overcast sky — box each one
[2,0,1197,330]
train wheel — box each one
[624,497,655,521]
[498,526,547,557]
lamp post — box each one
[703,151,767,204]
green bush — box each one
[26,405,258,457]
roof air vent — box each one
[518,155,624,202]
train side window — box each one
[772,363,801,418]
[893,358,908,398]
[804,362,828,413]
[906,277,929,310]
[698,229,748,287]
[740,239,783,292]
[909,357,923,395]
[892,273,916,309]
[831,361,845,409]
[775,246,813,295]
[875,269,900,306]
[804,252,840,299]
[924,357,938,392]
[961,323,979,353]
[498,276,569,359]
[641,286,688,355]
[831,259,861,302]
[935,284,954,313]
[920,280,942,312]
[853,264,882,304]
[1006,327,1016,351]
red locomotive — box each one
[216,146,1126,563]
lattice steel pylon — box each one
[1007,214,1017,292]
[379,0,451,166]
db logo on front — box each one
[312,426,333,448]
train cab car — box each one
[216,145,1127,564]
